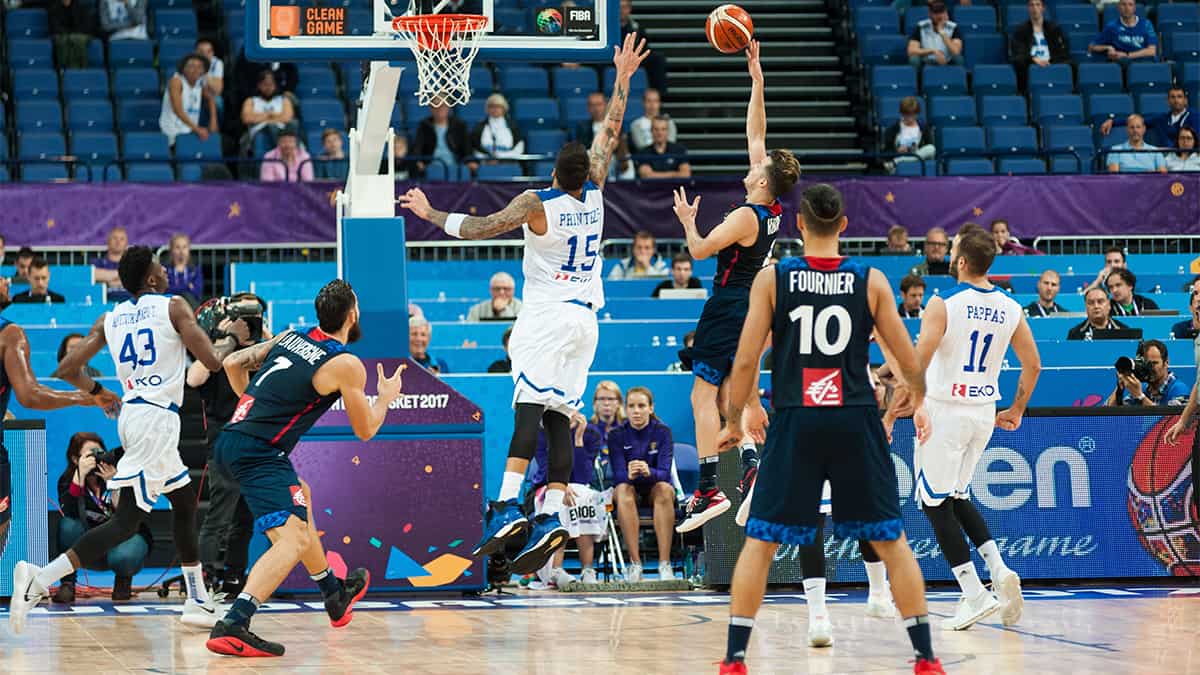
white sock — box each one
[498,471,523,501]
[864,560,889,596]
[35,554,77,589]
[542,488,565,515]
[977,540,1010,579]
[182,563,210,603]
[951,561,985,599]
[803,577,827,617]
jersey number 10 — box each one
[788,305,852,356]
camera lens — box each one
[1114,356,1133,374]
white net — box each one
[391,14,487,107]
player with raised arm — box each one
[910,222,1041,631]
[205,279,406,657]
[674,41,800,533]
[9,247,239,634]
[399,32,649,575]
[714,184,943,675]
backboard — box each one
[247,0,620,63]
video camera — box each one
[195,293,267,343]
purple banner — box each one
[1,175,1196,246]
[313,357,483,429]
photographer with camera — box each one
[53,433,152,603]
[1105,340,1190,407]
[188,294,260,597]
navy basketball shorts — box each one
[746,406,904,546]
[679,287,750,386]
[213,429,308,534]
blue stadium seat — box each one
[988,125,1039,157]
[871,66,918,97]
[0,167,9,183]
[1054,3,1098,32]
[946,158,994,175]
[499,66,551,97]
[1098,125,1129,148]
[1171,32,1200,62]
[12,69,60,100]
[157,38,195,72]
[894,158,937,176]
[476,163,523,181]
[18,132,67,159]
[978,95,1029,128]
[532,160,556,179]
[939,126,986,155]
[1102,3,1145,27]
[113,68,161,99]
[1086,93,1135,125]
[929,95,978,126]
[922,66,968,94]
[494,6,527,33]
[1155,4,1200,34]
[346,9,373,36]
[175,133,223,159]
[226,9,246,42]
[560,96,592,129]
[1067,29,1095,60]
[1180,62,1200,87]
[854,6,899,34]
[1044,125,1095,173]
[1028,63,1074,95]
[86,39,105,67]
[997,157,1047,174]
[127,163,177,182]
[63,69,111,99]
[513,98,561,129]
[1137,92,1169,118]
[153,9,199,38]
[904,6,930,32]
[6,8,48,39]
[952,5,997,33]
[457,99,486,125]
[470,66,494,94]
[1077,63,1124,95]
[7,39,54,69]
[602,67,649,97]
[964,33,1006,67]
[553,68,599,98]
[22,164,70,182]
[1127,63,1173,96]
[526,129,566,155]
[863,35,909,65]
[1034,94,1085,126]
[972,64,1018,94]
[1004,4,1031,31]
[16,101,64,132]
[123,132,172,160]
[67,100,115,132]
[301,98,346,129]
[876,94,926,128]
[151,0,192,9]
[117,100,161,131]
[71,132,120,163]
[296,65,339,98]
[424,163,462,181]
[109,40,156,68]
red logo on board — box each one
[230,395,255,424]
[802,368,843,406]
[290,485,307,508]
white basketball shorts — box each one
[913,398,996,507]
[536,484,611,538]
[108,402,189,512]
[509,301,599,415]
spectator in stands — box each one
[636,117,691,179]
[48,0,93,69]
[391,135,412,180]
[1025,270,1067,317]
[652,253,703,297]
[1104,339,1190,406]
[882,224,913,254]
[1009,0,1071,92]
[1100,87,1196,148]
[991,219,1041,255]
[240,71,298,155]
[609,386,676,582]
[54,433,151,603]
[630,89,677,152]
[1167,126,1200,172]
[194,39,224,124]
[488,327,514,373]
[91,227,127,296]
[234,49,298,98]
[409,316,449,374]
[57,334,103,378]
[898,273,925,317]
[413,102,475,178]
[1089,0,1157,63]
[667,331,696,372]
[99,0,148,40]
[619,0,669,94]
[159,54,219,147]
[1172,291,1200,339]
[12,247,36,284]
[1086,245,1127,292]
[609,231,669,279]
[575,92,608,147]
[883,96,935,173]
[470,94,525,161]
[912,227,950,275]
[316,129,349,180]
[1107,115,1167,174]
[1067,287,1130,339]
[907,2,964,68]
[166,233,203,303]
[259,129,313,182]
[1107,268,1158,316]
[12,258,66,303]
[467,272,523,321]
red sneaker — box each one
[676,489,731,533]
[914,657,946,674]
[718,659,748,674]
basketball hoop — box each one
[391,14,488,107]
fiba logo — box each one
[1126,418,1200,576]
[536,8,562,34]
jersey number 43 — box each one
[118,329,157,368]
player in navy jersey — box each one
[673,41,801,533]
[204,279,406,658]
[715,184,943,675]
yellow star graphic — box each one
[228,202,242,218]
[46,219,56,228]
[973,207,983,217]
[885,192,895,203]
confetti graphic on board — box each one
[385,546,431,580]
[369,537,383,549]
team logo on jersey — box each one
[952,383,997,398]
[230,395,256,424]
[290,485,307,508]
[802,368,843,406]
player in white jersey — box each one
[8,246,244,634]
[400,33,649,575]
[909,223,1041,631]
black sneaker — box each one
[219,568,246,599]
[326,567,370,628]
[739,462,758,497]
[206,619,285,657]
[112,575,133,602]
[675,488,732,533]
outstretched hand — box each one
[672,186,701,227]
[746,40,763,84]
[377,363,407,403]
[399,188,432,220]
[612,32,650,80]
[1164,419,1188,445]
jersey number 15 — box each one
[561,234,599,273]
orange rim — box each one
[391,14,488,50]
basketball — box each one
[1127,417,1200,575]
[705,4,754,54]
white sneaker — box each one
[807,614,834,647]
[993,569,1024,626]
[626,563,643,583]
[550,568,576,589]
[942,591,1000,631]
[658,562,676,580]
[180,598,224,628]
[579,568,598,585]
[8,561,48,635]
[735,478,755,527]
[865,592,899,619]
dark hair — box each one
[57,333,85,363]
[634,231,655,242]
[1169,85,1187,98]
[278,128,298,140]
[257,69,276,85]
[315,279,356,332]
[989,219,1009,232]
[553,141,590,192]
[29,257,49,271]
[1139,339,1168,363]
[799,183,844,236]
[118,245,156,294]
[765,148,800,199]
[17,246,34,259]
[1104,245,1126,262]
[194,37,213,48]
[1085,285,1109,301]
[178,52,210,74]
[671,252,692,267]
[954,222,997,276]
[502,326,513,348]
[900,273,926,293]
[624,386,661,423]
[899,96,921,116]
[1108,267,1137,289]
[59,432,107,490]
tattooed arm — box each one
[399,189,543,240]
[224,330,290,397]
[588,32,651,188]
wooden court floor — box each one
[2,586,1199,674]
